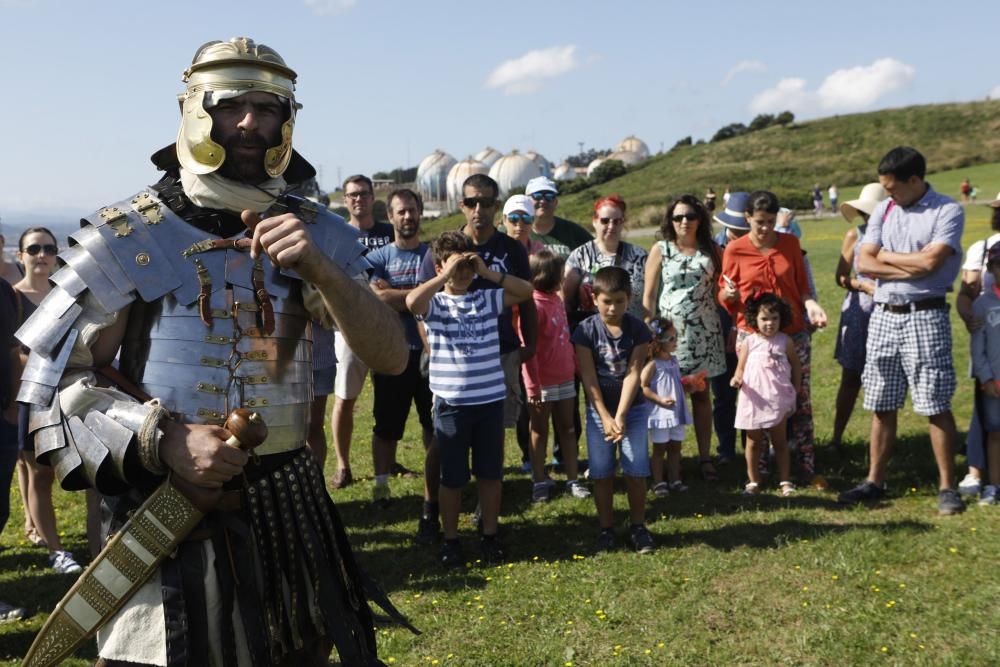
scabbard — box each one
[22,479,206,667]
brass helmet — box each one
[176,37,300,178]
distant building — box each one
[446,158,490,212]
[416,149,457,202]
[616,135,650,160]
[473,146,503,170]
[488,150,542,198]
[525,150,553,179]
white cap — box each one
[525,176,558,196]
[503,195,535,217]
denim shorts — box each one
[585,403,651,479]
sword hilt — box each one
[222,408,268,450]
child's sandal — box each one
[652,481,670,498]
[742,482,761,496]
[779,481,797,497]
[699,458,720,482]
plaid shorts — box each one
[862,306,955,416]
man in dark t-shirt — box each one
[0,277,26,622]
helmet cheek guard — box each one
[176,37,299,178]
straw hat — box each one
[840,183,888,222]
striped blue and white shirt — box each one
[422,290,505,405]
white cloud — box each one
[485,45,579,96]
[750,58,916,115]
[304,0,356,15]
[722,60,766,86]
[989,85,1000,99]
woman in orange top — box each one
[719,190,828,484]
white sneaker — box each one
[958,473,982,498]
[0,601,25,623]
[49,550,82,574]
[566,480,592,499]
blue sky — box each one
[1,0,998,219]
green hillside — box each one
[422,99,1000,236]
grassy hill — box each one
[423,99,1000,236]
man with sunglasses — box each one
[15,37,407,666]
[525,177,593,260]
[328,174,397,493]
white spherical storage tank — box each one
[525,150,552,179]
[473,146,503,169]
[488,151,542,197]
[416,149,457,202]
[446,158,489,212]
[616,135,650,160]
[586,157,606,178]
[552,162,575,181]
[607,149,644,167]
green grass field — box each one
[2,185,999,665]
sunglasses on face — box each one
[671,212,699,223]
[506,213,534,224]
[463,196,496,209]
[530,191,557,202]
[597,217,624,226]
[23,243,58,256]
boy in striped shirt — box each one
[407,231,533,568]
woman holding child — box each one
[643,195,725,482]
[719,191,828,485]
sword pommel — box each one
[223,408,268,450]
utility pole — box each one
[577,141,584,156]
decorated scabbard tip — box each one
[224,408,268,450]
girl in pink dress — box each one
[731,293,802,496]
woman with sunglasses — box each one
[564,195,648,324]
[642,195,725,482]
[12,228,83,574]
[502,195,546,256]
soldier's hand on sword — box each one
[159,422,249,488]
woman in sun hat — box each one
[953,192,1000,498]
[829,183,887,451]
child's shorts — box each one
[980,392,1000,432]
[649,425,685,444]
[540,380,576,402]
[435,397,505,488]
[585,404,651,479]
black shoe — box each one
[479,535,505,564]
[837,480,886,504]
[938,489,966,515]
[416,516,441,545]
[440,540,465,570]
[629,525,656,554]
[595,528,617,553]
[330,467,353,489]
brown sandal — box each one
[699,459,720,482]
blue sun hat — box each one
[714,191,751,230]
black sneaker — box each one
[440,539,465,570]
[938,489,965,516]
[629,525,656,554]
[479,535,505,564]
[837,480,886,504]
[416,516,441,545]
[595,528,617,553]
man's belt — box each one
[22,409,267,667]
[876,297,948,314]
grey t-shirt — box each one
[861,186,964,304]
